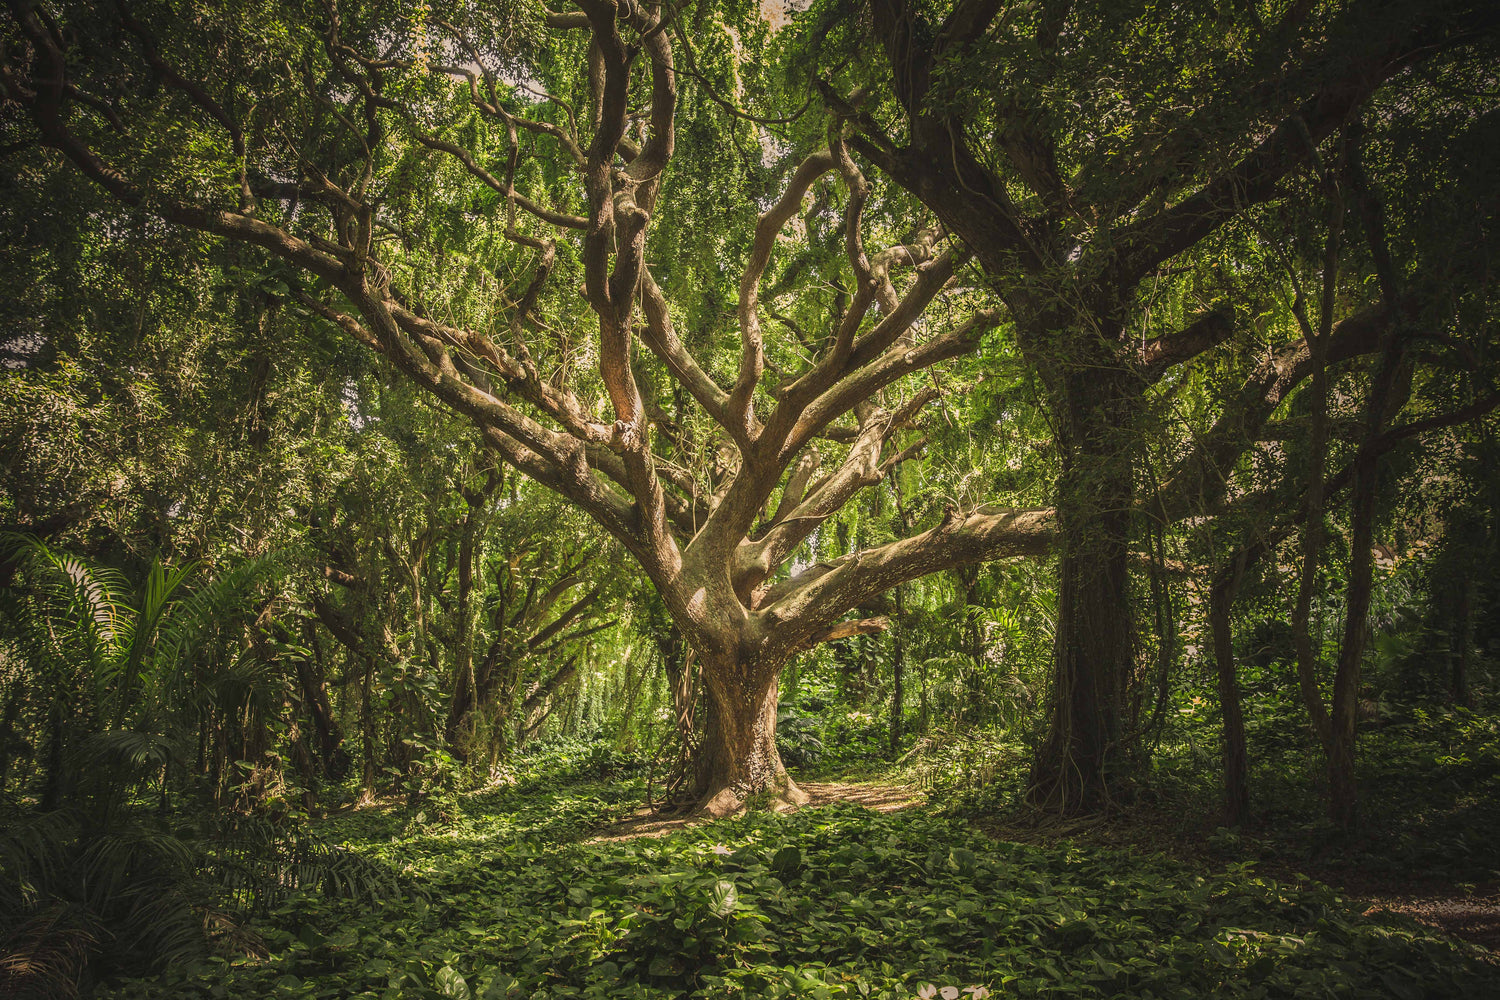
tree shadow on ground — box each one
[590,778,925,843]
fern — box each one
[0,804,413,993]
[0,539,321,993]
[151,549,286,715]
[0,901,97,1000]
[201,815,412,916]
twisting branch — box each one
[1153,304,1389,523]
[731,148,837,437]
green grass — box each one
[97,758,1497,1000]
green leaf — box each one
[436,966,470,1000]
[771,845,802,874]
[710,879,739,917]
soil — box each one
[589,778,926,843]
[1356,889,1500,956]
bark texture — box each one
[694,653,806,815]
[7,0,1493,818]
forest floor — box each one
[591,777,926,842]
[591,763,1500,961]
[91,724,1500,999]
[937,700,1500,962]
[1352,887,1500,957]
[975,809,1500,960]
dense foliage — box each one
[2,0,1499,995]
[91,745,1500,1000]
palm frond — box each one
[17,536,128,655]
[0,810,82,917]
[0,901,98,1000]
[101,878,206,971]
[158,552,285,671]
[153,551,286,714]
[76,729,186,780]
[202,816,412,915]
[111,556,199,728]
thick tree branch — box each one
[731,149,837,436]
[1136,306,1235,383]
[1107,2,1493,290]
[757,505,1055,649]
[1154,304,1389,522]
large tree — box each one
[7,0,1494,820]
[0,0,1069,812]
[807,0,1499,810]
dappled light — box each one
[2,0,1498,996]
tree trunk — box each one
[1291,318,1335,752]
[1029,370,1135,814]
[0,688,20,795]
[445,495,483,754]
[1327,130,1409,832]
[957,564,984,726]
[889,624,906,758]
[39,702,65,812]
[919,654,929,735]
[693,652,806,816]
[517,657,581,747]
[1329,447,1380,830]
[1210,574,1249,826]
[359,656,377,798]
[1452,578,1473,708]
[888,473,911,758]
[292,630,346,780]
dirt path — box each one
[972,813,1500,959]
[589,779,925,843]
[1357,891,1500,956]
[798,780,927,812]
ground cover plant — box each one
[84,743,1497,1000]
[4,0,1500,996]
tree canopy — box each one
[2,2,1500,990]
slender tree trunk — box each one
[1326,336,1407,829]
[209,711,225,804]
[958,565,984,725]
[889,473,910,758]
[291,635,345,780]
[693,651,805,816]
[890,621,906,758]
[1327,127,1408,831]
[1142,518,1176,744]
[1330,441,1383,829]
[919,653,930,736]
[1452,579,1473,707]
[39,702,65,812]
[615,651,648,749]
[1291,316,1335,752]
[289,726,318,810]
[0,688,20,795]
[1210,572,1249,826]
[359,656,377,798]
[517,657,581,747]
[445,495,484,753]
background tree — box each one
[0,0,1080,813]
[804,0,1500,812]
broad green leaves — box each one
[97,773,1500,1000]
